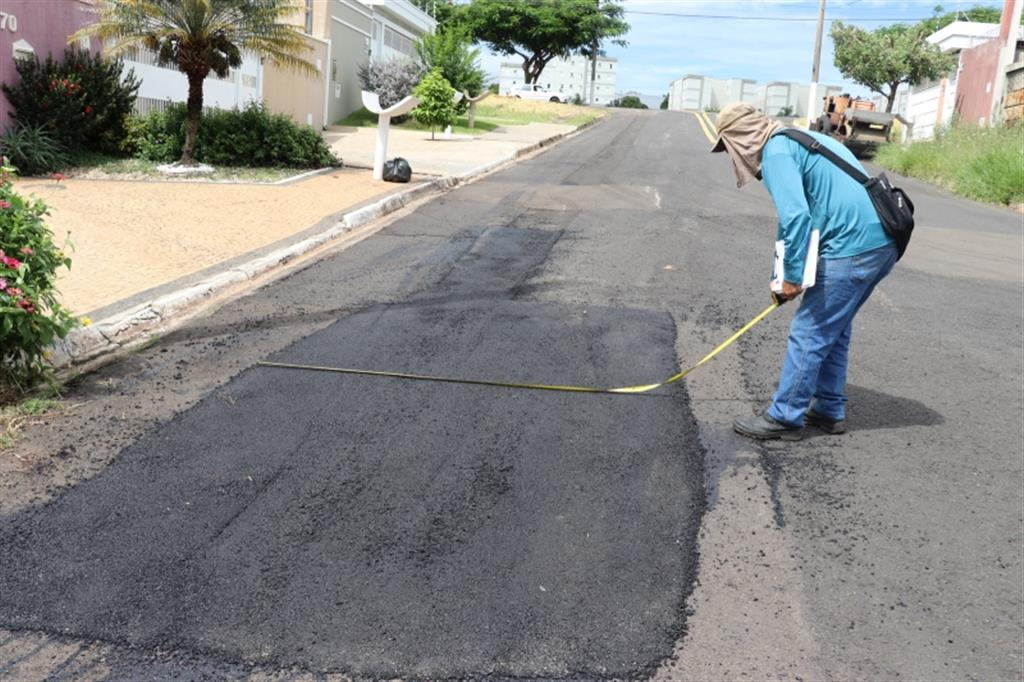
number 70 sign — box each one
[0,12,18,32]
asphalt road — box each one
[1,110,1021,680]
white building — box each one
[126,47,263,115]
[667,73,842,117]
[499,55,617,105]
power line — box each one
[623,9,930,21]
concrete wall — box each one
[955,38,1005,126]
[0,0,97,131]
[325,1,372,125]
[263,34,330,129]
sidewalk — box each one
[37,117,596,367]
[324,122,575,176]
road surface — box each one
[1,110,1021,680]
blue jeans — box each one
[767,243,898,427]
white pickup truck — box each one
[509,84,565,103]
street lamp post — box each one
[806,0,826,129]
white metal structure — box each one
[499,55,617,105]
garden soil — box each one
[13,170,406,315]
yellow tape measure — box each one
[257,300,781,395]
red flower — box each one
[17,298,34,312]
[51,172,65,183]
[84,105,92,115]
[0,200,10,209]
[2,256,21,269]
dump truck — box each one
[810,94,893,156]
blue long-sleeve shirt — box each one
[761,131,892,283]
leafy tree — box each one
[409,0,461,29]
[917,4,1019,35]
[608,95,647,109]
[73,0,316,165]
[415,25,485,107]
[461,0,628,86]
[413,68,456,140]
[660,93,669,110]
[830,21,956,112]
[487,82,500,95]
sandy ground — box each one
[13,170,402,315]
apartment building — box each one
[498,55,618,105]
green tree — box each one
[461,0,628,86]
[73,0,316,165]
[608,95,647,109]
[830,21,956,112]
[415,25,485,107]
[917,4,1018,35]
[413,68,456,140]
[660,93,669,110]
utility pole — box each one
[806,0,826,129]
[589,0,600,105]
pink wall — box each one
[955,39,1003,126]
[0,0,98,131]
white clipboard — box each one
[771,229,819,293]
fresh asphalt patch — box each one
[0,225,705,678]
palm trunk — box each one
[180,70,207,165]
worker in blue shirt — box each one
[710,101,897,440]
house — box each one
[498,56,617,105]
[905,19,1024,139]
[264,0,436,129]
[0,0,98,132]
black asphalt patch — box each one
[0,225,704,679]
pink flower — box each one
[17,298,34,312]
[0,200,10,209]
[0,278,7,289]
[6,287,22,297]
[19,247,32,255]
[1,255,20,269]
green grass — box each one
[336,99,601,134]
[66,152,309,183]
[874,123,1024,206]
[336,107,500,135]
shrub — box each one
[0,124,70,176]
[875,122,1024,205]
[0,160,77,392]
[358,58,425,111]
[412,69,456,140]
[125,102,338,168]
[1,47,140,155]
[414,26,485,111]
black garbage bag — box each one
[382,157,412,183]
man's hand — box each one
[773,281,803,301]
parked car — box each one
[509,84,565,103]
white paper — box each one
[771,229,819,293]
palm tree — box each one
[73,0,317,165]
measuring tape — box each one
[257,299,781,395]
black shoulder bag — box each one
[776,128,915,260]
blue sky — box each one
[477,0,971,99]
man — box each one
[710,102,897,441]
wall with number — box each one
[0,0,98,133]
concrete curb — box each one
[50,116,602,370]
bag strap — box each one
[775,128,870,185]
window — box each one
[304,0,313,33]
[383,26,413,56]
